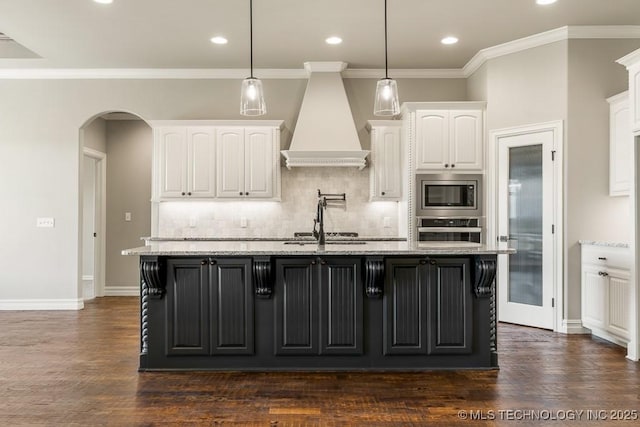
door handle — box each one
[498,235,510,242]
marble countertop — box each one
[142,236,407,242]
[578,240,630,248]
[122,240,515,256]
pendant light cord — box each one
[250,0,254,79]
[384,0,389,79]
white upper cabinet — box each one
[244,127,276,198]
[216,126,280,199]
[608,92,631,196]
[415,109,483,172]
[157,126,215,199]
[368,121,402,201]
[153,120,283,201]
[618,49,640,134]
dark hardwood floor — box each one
[1,297,639,426]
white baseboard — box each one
[104,285,139,297]
[0,299,85,311]
[558,319,589,334]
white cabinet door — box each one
[158,127,188,198]
[449,110,483,170]
[581,265,608,330]
[370,125,402,200]
[244,127,274,198]
[187,127,216,198]
[607,271,631,340]
[216,127,245,198]
[608,94,631,196]
[415,111,448,171]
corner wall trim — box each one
[0,299,84,311]
[558,319,589,334]
[104,286,139,297]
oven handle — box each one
[417,227,483,233]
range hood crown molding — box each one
[282,61,369,170]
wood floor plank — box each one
[1,297,639,425]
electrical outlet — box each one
[36,217,55,228]
[125,212,132,222]
[383,217,391,228]
[240,217,248,228]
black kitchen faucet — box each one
[313,189,346,246]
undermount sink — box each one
[283,241,367,245]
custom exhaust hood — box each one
[281,62,370,170]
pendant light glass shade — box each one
[374,0,399,116]
[240,77,266,116]
[240,0,266,116]
[374,78,399,116]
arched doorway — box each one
[79,111,152,301]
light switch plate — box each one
[36,217,55,228]
[125,212,132,222]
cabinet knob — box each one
[311,260,317,265]
[381,191,386,196]
[182,192,186,196]
[210,260,216,265]
[419,259,427,265]
[444,164,449,168]
[187,192,192,196]
[200,260,207,265]
[239,192,243,196]
[598,257,607,260]
[598,271,609,277]
[451,164,455,168]
[245,192,249,196]
[320,260,327,265]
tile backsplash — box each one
[158,167,401,238]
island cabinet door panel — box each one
[165,259,209,356]
[319,258,363,355]
[274,259,319,355]
[427,258,473,354]
[209,259,254,355]
[383,259,428,355]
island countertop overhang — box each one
[122,240,515,256]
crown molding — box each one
[342,68,465,79]
[617,47,640,68]
[1,26,639,80]
[463,27,569,77]
[463,25,640,77]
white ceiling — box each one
[1,0,640,70]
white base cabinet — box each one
[581,243,631,346]
[367,121,403,201]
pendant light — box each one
[240,0,266,116]
[373,0,400,116]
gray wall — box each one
[0,77,465,303]
[565,39,640,319]
[469,39,640,323]
[105,120,152,290]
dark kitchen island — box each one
[123,240,513,371]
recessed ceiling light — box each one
[441,36,459,45]
[210,36,228,45]
[536,0,557,5]
[325,36,343,45]
[93,0,114,4]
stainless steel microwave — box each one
[416,174,483,217]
